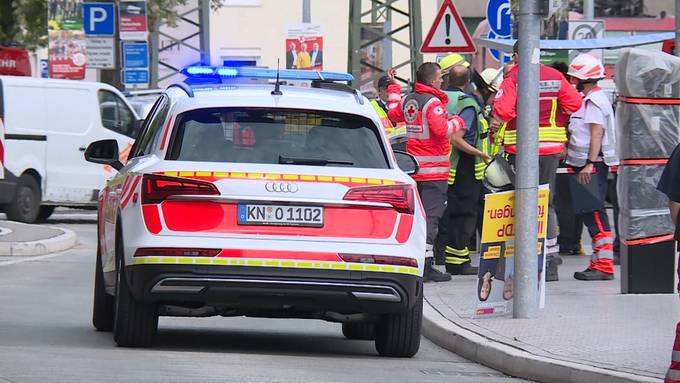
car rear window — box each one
[166,108,389,169]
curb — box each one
[422,300,663,383]
[0,226,77,256]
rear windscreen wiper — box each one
[278,155,354,166]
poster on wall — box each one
[475,187,549,317]
[285,23,323,71]
[48,0,87,80]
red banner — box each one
[0,46,31,76]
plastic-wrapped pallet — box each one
[619,209,674,241]
[616,102,680,159]
[617,164,670,211]
[617,48,680,98]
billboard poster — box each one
[475,187,549,317]
[48,0,87,80]
[285,23,323,71]
[543,0,569,40]
[119,0,149,41]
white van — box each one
[0,76,140,222]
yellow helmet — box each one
[439,53,470,73]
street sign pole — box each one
[583,0,594,19]
[514,0,540,319]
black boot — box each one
[433,236,446,266]
[424,257,451,282]
[574,268,614,281]
[546,257,559,282]
[446,262,479,275]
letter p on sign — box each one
[83,3,115,36]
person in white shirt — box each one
[565,53,619,281]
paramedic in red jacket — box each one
[387,63,465,282]
[493,42,582,281]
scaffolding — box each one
[347,0,423,93]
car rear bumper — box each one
[125,264,422,315]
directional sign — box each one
[122,42,148,69]
[83,3,115,36]
[487,0,511,37]
[421,0,475,53]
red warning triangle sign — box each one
[421,0,476,53]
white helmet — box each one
[568,53,605,81]
[483,154,515,193]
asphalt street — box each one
[0,212,530,383]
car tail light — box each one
[142,174,219,204]
[343,184,414,214]
[339,253,418,268]
[134,247,221,257]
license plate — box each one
[237,204,324,227]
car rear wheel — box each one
[92,243,114,331]
[113,230,158,347]
[342,322,375,340]
[374,293,422,357]
[5,174,41,223]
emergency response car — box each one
[85,67,426,357]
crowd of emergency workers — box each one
[370,42,618,283]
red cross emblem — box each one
[404,99,419,124]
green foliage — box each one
[0,0,47,49]
[0,0,222,48]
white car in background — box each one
[85,67,426,357]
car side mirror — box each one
[394,150,419,175]
[85,139,123,171]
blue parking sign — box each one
[83,3,115,36]
[486,0,511,37]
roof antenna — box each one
[271,59,283,96]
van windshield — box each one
[166,108,389,169]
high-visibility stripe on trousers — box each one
[666,322,680,383]
[581,210,615,274]
[445,246,470,265]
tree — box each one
[0,0,222,48]
[0,0,48,49]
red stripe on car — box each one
[217,249,343,262]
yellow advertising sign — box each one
[481,188,550,244]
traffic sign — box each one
[487,30,513,64]
[122,42,148,69]
[83,3,115,36]
[40,59,49,78]
[486,0,511,37]
[119,0,149,41]
[87,37,115,69]
[123,69,149,85]
[421,0,475,53]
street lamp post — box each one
[513,0,540,319]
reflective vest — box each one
[495,65,581,155]
[566,88,619,167]
[371,99,407,140]
[444,90,490,184]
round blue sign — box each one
[486,0,512,37]
[487,30,513,64]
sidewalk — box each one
[423,255,676,383]
[0,220,77,256]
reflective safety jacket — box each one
[444,90,490,184]
[493,64,582,156]
[370,98,407,140]
[566,87,619,167]
[387,82,464,182]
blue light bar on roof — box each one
[181,66,354,82]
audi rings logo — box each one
[265,182,299,193]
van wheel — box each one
[113,230,158,347]
[342,323,375,340]
[37,206,56,221]
[5,175,41,223]
[374,294,422,357]
[93,243,114,331]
